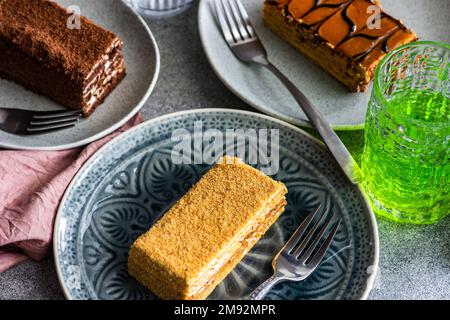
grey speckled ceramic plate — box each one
[0,0,160,150]
[54,109,379,300]
[198,0,450,130]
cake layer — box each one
[128,157,288,300]
[264,0,417,92]
[82,48,126,115]
[188,199,287,299]
[0,0,126,115]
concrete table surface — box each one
[1,3,449,300]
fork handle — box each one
[248,274,282,300]
[264,62,363,184]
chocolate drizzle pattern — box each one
[301,0,347,18]
[342,4,357,33]
[270,0,414,62]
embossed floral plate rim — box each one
[53,108,379,300]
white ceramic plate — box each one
[0,0,160,150]
[198,0,450,129]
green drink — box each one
[362,41,449,224]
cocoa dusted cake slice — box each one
[263,0,417,92]
[0,0,126,116]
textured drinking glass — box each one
[128,0,193,18]
[362,41,449,224]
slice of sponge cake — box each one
[128,156,288,300]
[263,0,417,92]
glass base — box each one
[128,0,193,18]
[363,187,448,225]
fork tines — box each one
[27,109,83,134]
[214,0,256,44]
[285,205,342,265]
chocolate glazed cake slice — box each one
[0,0,126,116]
[264,0,417,92]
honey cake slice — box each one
[128,156,288,300]
[263,0,417,92]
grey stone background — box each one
[1,3,449,300]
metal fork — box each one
[213,0,363,184]
[0,108,83,135]
[248,206,342,300]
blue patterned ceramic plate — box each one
[54,109,379,300]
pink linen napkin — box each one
[0,114,144,272]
